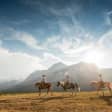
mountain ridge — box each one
[1,62,112,92]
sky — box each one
[0,0,112,80]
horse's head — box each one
[57,81,60,87]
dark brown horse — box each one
[35,82,52,96]
[57,81,80,95]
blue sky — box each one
[0,0,112,80]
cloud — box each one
[15,31,44,50]
[105,10,112,26]
[49,5,81,17]
[0,47,46,80]
[37,7,97,65]
[1,3,112,70]
[22,0,84,16]
[44,18,94,56]
[42,21,112,68]
[0,40,2,46]
[99,30,112,48]
[41,52,64,67]
[89,30,112,67]
[11,19,30,26]
[100,48,112,68]
[0,28,44,50]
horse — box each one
[57,81,80,95]
[35,82,52,96]
[90,81,112,96]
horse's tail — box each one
[78,86,80,92]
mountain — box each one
[48,62,67,71]
[101,68,112,81]
[3,62,102,92]
[0,80,20,91]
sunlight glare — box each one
[84,50,104,67]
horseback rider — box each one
[64,72,70,86]
[41,75,47,87]
[98,74,105,87]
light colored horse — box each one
[90,81,112,96]
[35,82,52,96]
[57,81,80,95]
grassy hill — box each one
[0,91,112,112]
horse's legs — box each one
[102,89,104,97]
[50,87,53,96]
[71,88,73,96]
[39,89,41,96]
[108,87,112,96]
[107,83,112,96]
[110,89,112,96]
[47,88,49,95]
[75,86,80,96]
[97,88,105,97]
[73,88,76,96]
[47,87,52,96]
[63,88,66,96]
[96,88,100,96]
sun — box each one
[83,50,104,67]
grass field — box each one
[0,91,112,112]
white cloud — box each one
[42,25,112,68]
[37,14,97,66]
[1,2,112,82]
[105,11,112,26]
[44,19,94,56]
[1,6,112,71]
[0,47,46,80]
[49,6,81,18]
[43,36,61,50]
[107,11,112,15]
[99,30,112,48]
[0,28,44,50]
[0,28,112,81]
[42,52,64,67]
[100,48,112,68]
[14,31,44,50]
[0,40,2,46]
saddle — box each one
[65,81,70,88]
[41,81,46,87]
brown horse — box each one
[57,81,80,95]
[35,82,52,96]
[90,81,112,96]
